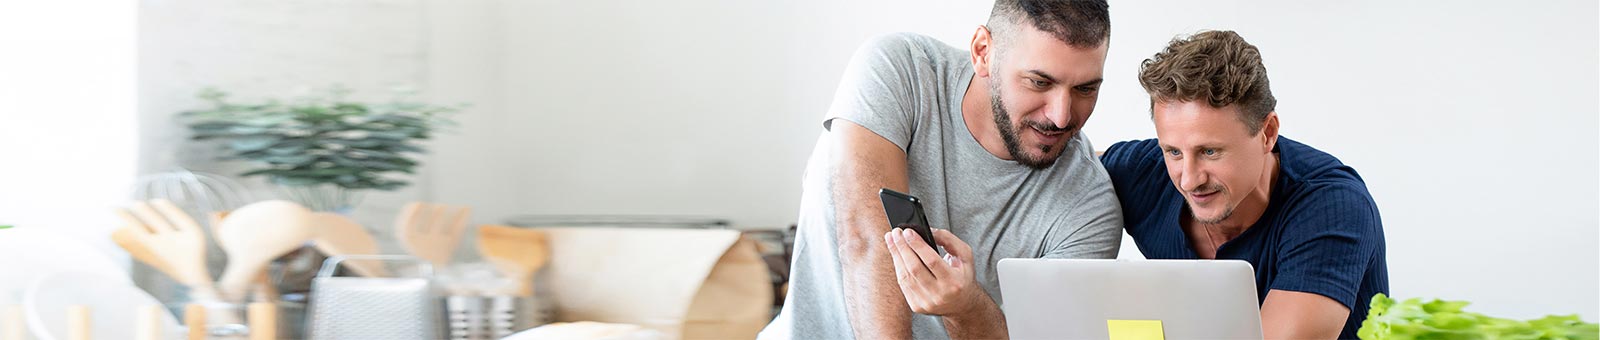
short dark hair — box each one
[1138,30,1276,134]
[987,0,1111,49]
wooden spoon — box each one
[308,212,388,277]
[209,212,281,303]
[214,200,315,302]
[476,224,550,296]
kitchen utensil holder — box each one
[443,294,556,339]
[306,255,438,340]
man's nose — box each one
[1179,159,1207,191]
[1045,92,1072,130]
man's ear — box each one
[971,25,993,78]
[1260,111,1280,152]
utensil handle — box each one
[3,305,24,340]
[185,303,207,340]
[248,302,276,340]
[251,271,279,303]
[134,305,163,340]
[66,305,89,340]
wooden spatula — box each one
[394,202,472,268]
[308,212,388,277]
[113,199,223,300]
[214,200,315,302]
[477,224,550,296]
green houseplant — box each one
[181,86,459,212]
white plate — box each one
[23,271,181,340]
[0,228,130,304]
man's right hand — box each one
[827,119,915,339]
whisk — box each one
[131,169,257,216]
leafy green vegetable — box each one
[1359,293,1598,340]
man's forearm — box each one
[827,119,916,338]
[840,242,914,338]
[941,292,1008,340]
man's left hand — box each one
[884,227,986,316]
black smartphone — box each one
[878,188,938,250]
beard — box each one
[1187,183,1234,224]
[1190,203,1236,225]
[989,81,1072,169]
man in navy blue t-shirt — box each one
[1101,30,1388,339]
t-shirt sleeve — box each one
[1100,139,1164,190]
[1099,139,1165,226]
[1042,146,1125,260]
[821,33,925,151]
[1100,140,1143,176]
[1039,190,1124,260]
[1270,183,1384,310]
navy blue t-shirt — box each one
[1100,136,1388,339]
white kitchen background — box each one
[1,0,1595,322]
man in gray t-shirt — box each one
[759,1,1121,339]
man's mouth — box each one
[1190,190,1220,204]
[1029,124,1068,144]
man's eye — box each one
[1029,79,1049,88]
[1167,149,1181,157]
[1076,86,1098,94]
[1203,149,1217,156]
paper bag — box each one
[540,227,772,340]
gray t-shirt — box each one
[759,33,1124,340]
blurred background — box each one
[1,0,1595,329]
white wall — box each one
[423,0,1598,319]
[1093,0,1599,320]
[139,0,434,228]
[423,1,995,229]
[132,0,1597,321]
[0,0,138,267]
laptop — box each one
[997,259,1263,340]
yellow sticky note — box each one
[1107,319,1164,340]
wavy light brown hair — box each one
[1138,30,1276,134]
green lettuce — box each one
[1359,293,1598,340]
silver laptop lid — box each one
[997,259,1263,340]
